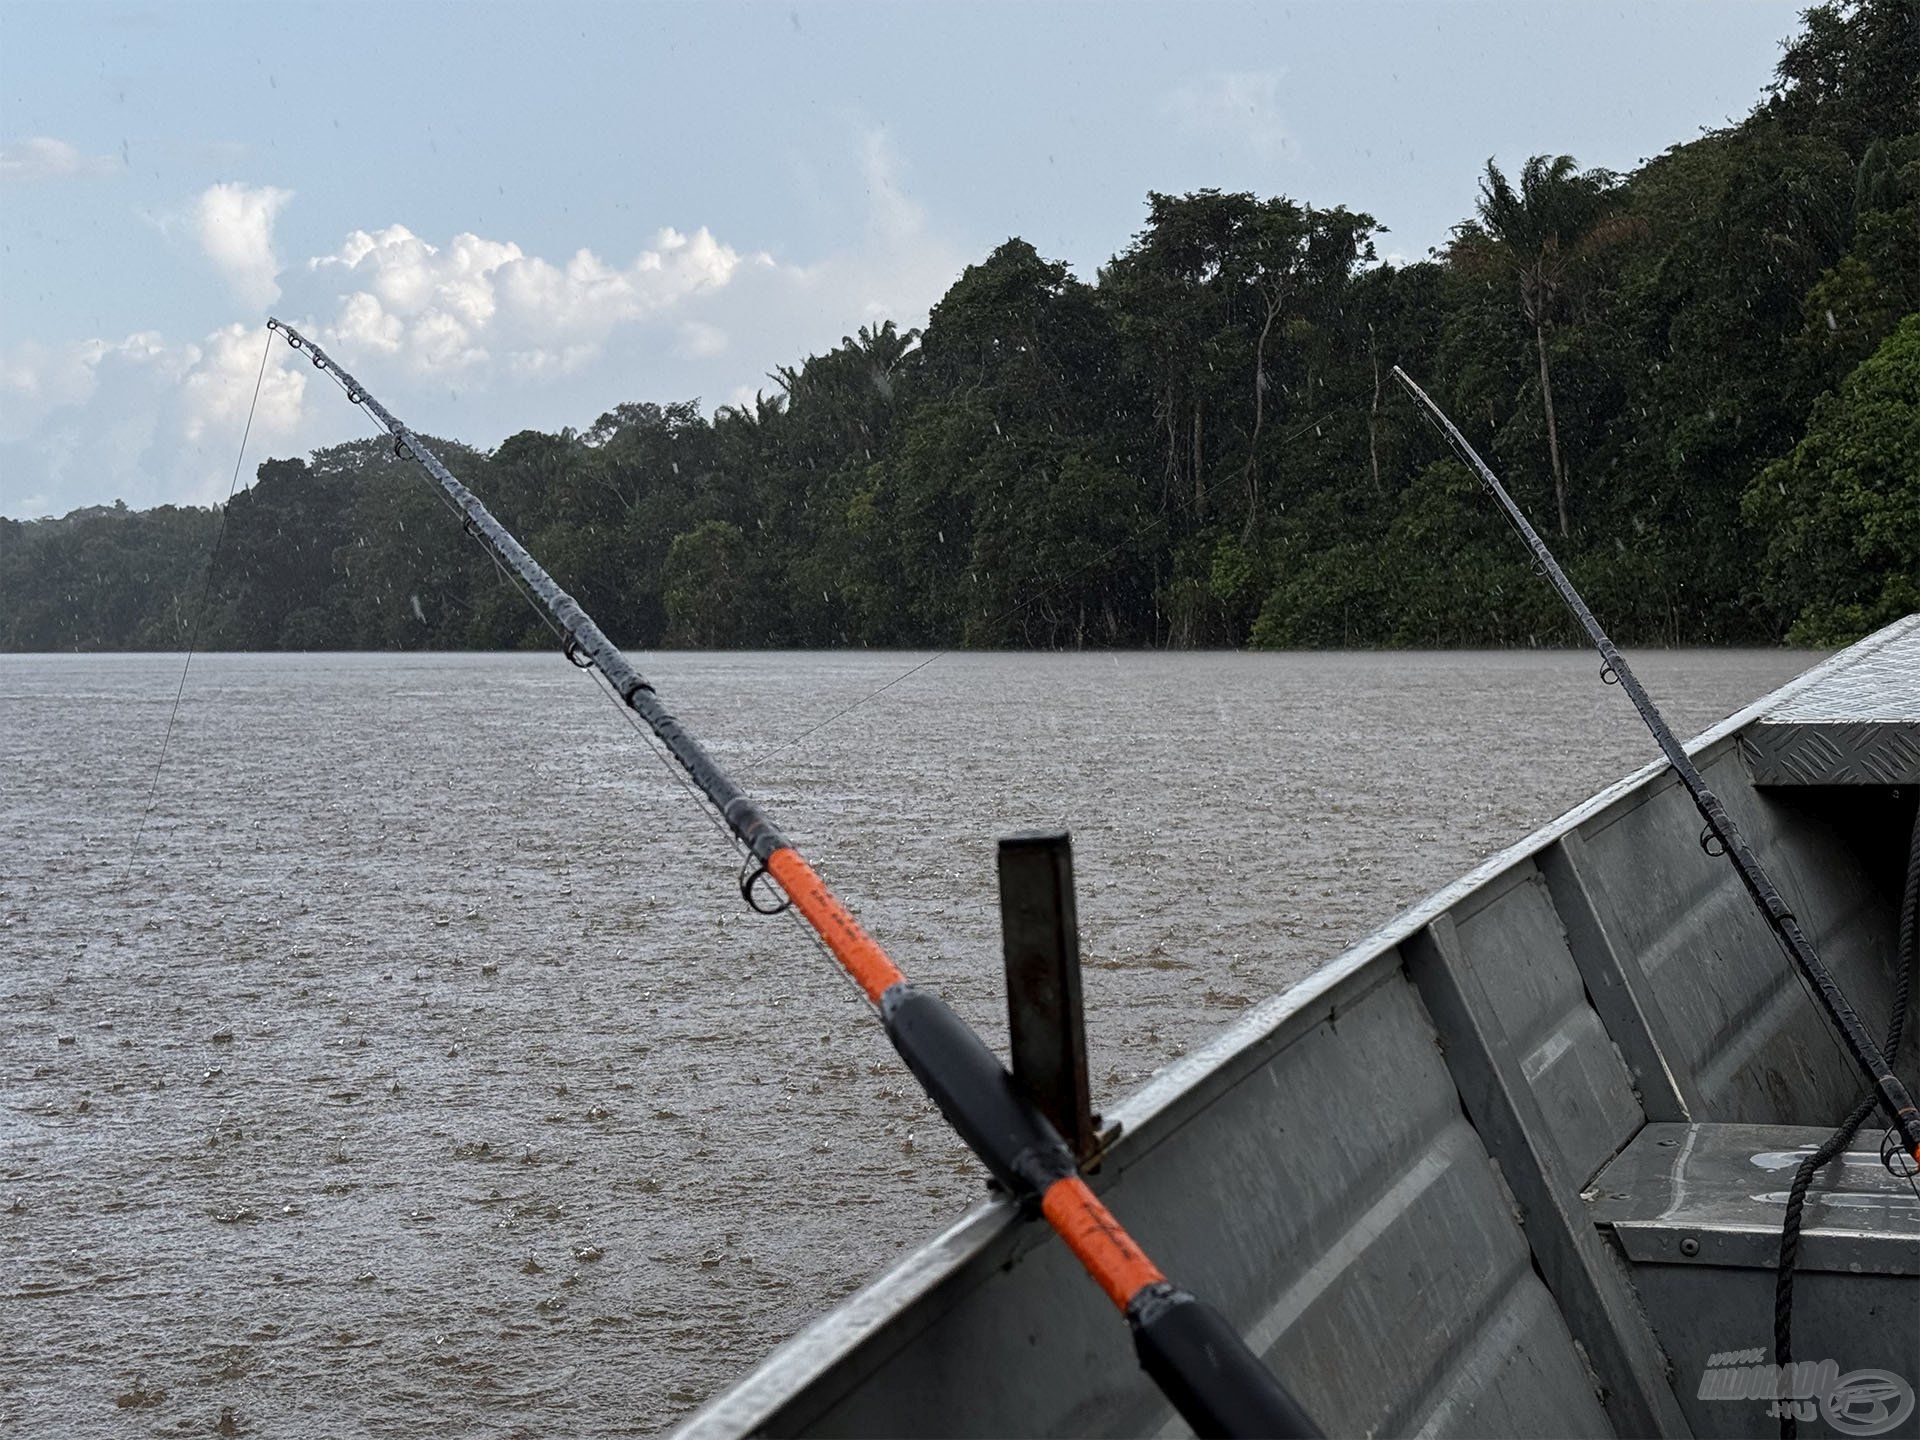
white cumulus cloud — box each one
[6,125,974,518]
[1,136,120,184]
[0,327,309,516]
[179,324,307,444]
[303,222,752,378]
[195,182,295,308]
[676,321,730,359]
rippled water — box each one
[1,647,1818,1437]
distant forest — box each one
[3,0,1915,653]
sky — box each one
[1,0,1803,520]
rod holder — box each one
[997,829,1111,1165]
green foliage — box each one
[1745,315,1920,644]
[663,520,756,646]
[0,501,218,650]
[1456,153,1626,537]
[2,0,1912,654]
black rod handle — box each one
[1130,1285,1324,1439]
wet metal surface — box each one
[1743,617,1920,785]
[692,631,1909,1440]
[1590,1122,1920,1276]
[1590,1121,1920,1440]
[0,647,1816,1436]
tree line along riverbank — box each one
[3,0,1914,654]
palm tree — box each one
[1475,155,1616,537]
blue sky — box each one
[2,1,1800,519]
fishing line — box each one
[739,407,1338,778]
[574,630,873,1012]
[309,356,720,845]
[583,663,738,850]
[314,357,575,648]
[309,363,858,1022]
[119,324,275,887]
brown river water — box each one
[1,647,1818,1437]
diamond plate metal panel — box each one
[1744,722,1920,785]
[687,617,1920,1440]
[1744,622,1920,784]
[1764,625,1920,723]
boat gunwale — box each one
[681,613,1920,1438]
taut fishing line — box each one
[119,324,275,888]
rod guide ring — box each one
[738,856,792,916]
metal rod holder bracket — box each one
[997,829,1115,1166]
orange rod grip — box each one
[765,847,906,1004]
[771,852,1166,1311]
[1042,1175,1167,1311]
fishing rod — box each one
[1392,364,1920,1169]
[265,318,1320,1439]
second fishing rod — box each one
[265,318,1320,1439]
[1393,364,1920,1168]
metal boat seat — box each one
[1589,1122,1919,1440]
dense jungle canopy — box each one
[3,0,1915,652]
